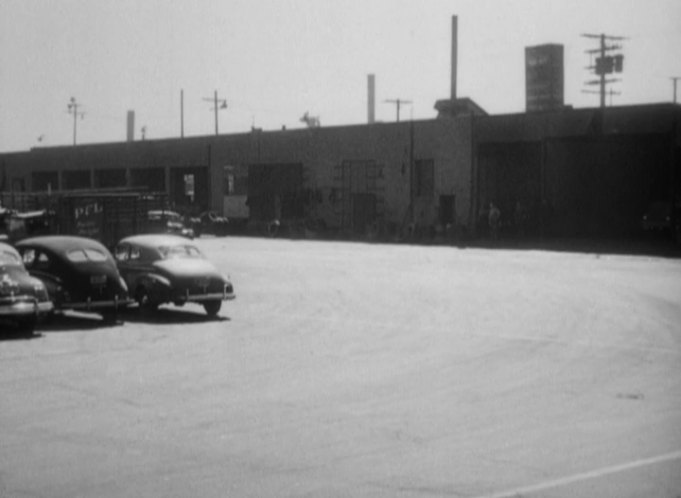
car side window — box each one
[114,244,129,262]
[22,248,36,267]
[23,250,50,270]
[130,246,141,261]
[35,252,51,270]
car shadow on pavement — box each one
[118,306,230,324]
[0,321,43,341]
[36,312,125,333]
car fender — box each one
[134,272,172,290]
[28,270,64,301]
[130,272,172,302]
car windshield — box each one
[66,248,109,263]
[158,244,203,259]
[0,249,21,265]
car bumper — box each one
[174,290,236,304]
[66,297,135,312]
[0,298,54,317]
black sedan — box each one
[0,241,53,334]
[16,235,133,321]
[114,234,235,316]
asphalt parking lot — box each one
[2,236,681,497]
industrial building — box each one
[1,102,679,241]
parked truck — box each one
[1,190,169,248]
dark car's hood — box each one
[153,258,224,279]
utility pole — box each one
[671,77,681,104]
[67,97,84,146]
[582,33,626,108]
[180,89,185,138]
[384,98,412,122]
[203,90,227,135]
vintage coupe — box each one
[194,211,230,237]
[15,235,132,321]
[114,234,236,316]
[0,241,53,333]
[144,210,195,239]
[114,234,235,316]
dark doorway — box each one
[247,163,304,221]
[352,193,376,234]
[439,195,456,226]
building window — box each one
[224,166,248,195]
[226,173,235,194]
[94,168,127,189]
[130,167,165,191]
[32,171,59,192]
[415,159,434,197]
[62,170,90,190]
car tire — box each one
[17,316,37,336]
[100,310,119,324]
[203,300,222,316]
[136,287,159,312]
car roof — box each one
[16,235,108,252]
[118,234,195,247]
[0,241,22,259]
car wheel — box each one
[203,300,222,316]
[136,287,159,312]
[17,316,37,336]
[100,310,119,324]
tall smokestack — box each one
[126,110,135,142]
[451,15,458,100]
[368,74,376,124]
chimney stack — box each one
[126,110,135,142]
[368,74,376,124]
[451,15,458,100]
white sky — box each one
[1,0,680,152]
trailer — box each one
[1,190,168,248]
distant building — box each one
[526,44,564,112]
[1,104,680,241]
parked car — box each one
[0,241,53,334]
[194,211,230,236]
[0,207,12,241]
[144,210,195,239]
[641,199,681,242]
[15,235,132,321]
[641,200,673,232]
[113,234,235,316]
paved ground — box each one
[1,236,680,497]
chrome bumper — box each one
[176,291,236,303]
[0,298,54,317]
[68,297,135,311]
